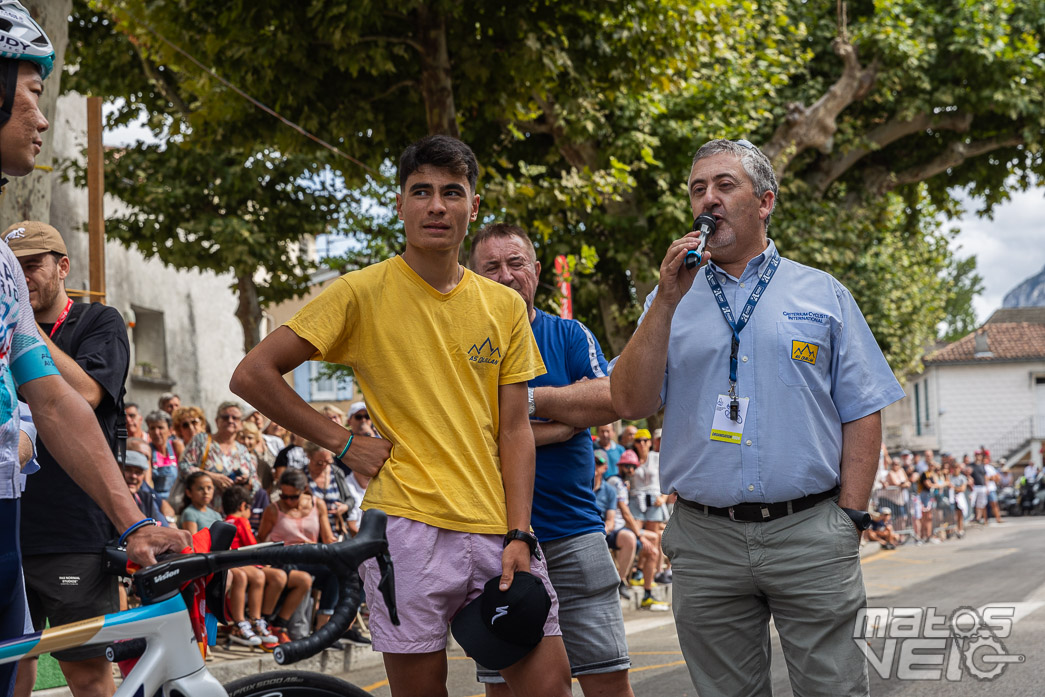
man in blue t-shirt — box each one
[471,224,633,697]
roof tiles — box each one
[926,323,1045,364]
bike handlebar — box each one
[132,509,398,665]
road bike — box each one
[0,509,398,696]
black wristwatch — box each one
[504,529,541,561]
[841,507,872,531]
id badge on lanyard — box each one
[705,255,779,444]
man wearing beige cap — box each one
[2,220,173,697]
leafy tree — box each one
[939,254,984,343]
[68,145,342,352]
[63,0,1044,374]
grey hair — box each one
[216,400,242,417]
[144,410,172,428]
[691,139,778,232]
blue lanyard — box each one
[705,253,780,401]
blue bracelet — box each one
[118,518,157,547]
[337,434,354,460]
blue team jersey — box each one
[529,309,608,542]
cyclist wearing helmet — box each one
[0,5,190,694]
[0,0,52,186]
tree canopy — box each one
[64,0,1044,375]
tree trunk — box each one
[235,272,263,354]
[5,0,71,222]
[416,6,458,137]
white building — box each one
[883,308,1045,468]
[48,93,247,417]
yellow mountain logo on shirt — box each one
[468,338,501,365]
[791,340,819,365]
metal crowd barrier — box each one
[872,487,913,538]
[871,486,968,542]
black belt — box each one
[677,486,840,523]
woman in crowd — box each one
[247,410,287,457]
[302,441,353,537]
[145,410,181,502]
[258,470,339,631]
[320,405,345,427]
[171,405,208,446]
[238,421,275,492]
[629,429,670,583]
[179,401,261,496]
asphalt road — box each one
[338,516,1045,696]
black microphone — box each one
[684,214,717,269]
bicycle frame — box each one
[0,594,227,696]
[0,509,397,697]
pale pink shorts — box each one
[360,515,561,654]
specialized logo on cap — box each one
[791,340,819,365]
[490,605,509,626]
[3,227,25,243]
[468,338,501,366]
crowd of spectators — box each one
[592,423,671,611]
[124,391,678,630]
[118,393,370,650]
[868,445,1009,548]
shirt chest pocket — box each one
[776,321,831,391]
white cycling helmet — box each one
[1,0,54,134]
[0,0,54,78]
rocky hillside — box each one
[1003,264,1045,307]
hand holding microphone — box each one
[684,213,717,270]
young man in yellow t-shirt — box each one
[232,135,572,696]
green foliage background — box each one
[61,0,1044,377]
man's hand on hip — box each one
[343,436,392,478]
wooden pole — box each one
[86,96,106,305]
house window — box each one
[292,361,354,402]
[131,306,169,380]
[310,362,338,401]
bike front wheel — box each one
[224,670,371,697]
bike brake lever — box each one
[376,551,400,626]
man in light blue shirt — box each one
[611,138,904,697]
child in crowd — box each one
[179,471,222,534]
[222,486,311,647]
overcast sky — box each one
[952,187,1045,323]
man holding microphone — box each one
[611,139,903,696]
